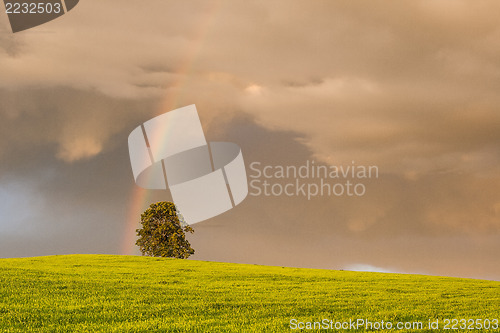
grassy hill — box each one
[0,255,498,332]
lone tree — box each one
[136,201,194,258]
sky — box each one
[0,0,499,280]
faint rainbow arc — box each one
[122,1,222,255]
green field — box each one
[0,255,498,332]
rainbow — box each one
[121,1,222,255]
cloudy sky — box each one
[0,0,499,280]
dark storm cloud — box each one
[188,115,500,281]
[0,87,162,256]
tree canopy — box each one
[136,201,194,259]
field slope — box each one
[0,255,499,332]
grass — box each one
[0,255,498,332]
